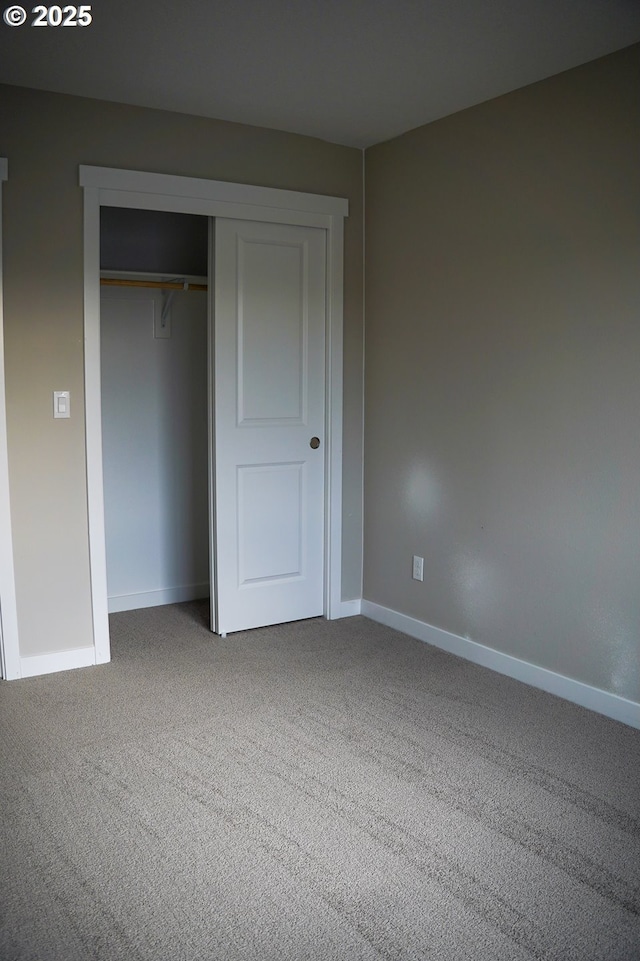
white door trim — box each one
[0,158,21,679]
[80,165,348,659]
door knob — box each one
[310,436,320,449]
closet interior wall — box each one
[100,207,209,613]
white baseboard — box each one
[336,598,362,618]
[20,646,96,679]
[108,583,209,614]
[361,600,640,731]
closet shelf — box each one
[100,278,207,292]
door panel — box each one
[237,462,304,584]
[238,240,306,424]
[213,219,326,634]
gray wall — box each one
[0,86,363,657]
[364,45,640,702]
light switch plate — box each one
[53,390,70,418]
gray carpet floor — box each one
[1,603,639,960]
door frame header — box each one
[80,165,348,218]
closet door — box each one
[212,218,326,635]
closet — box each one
[100,207,210,613]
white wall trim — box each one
[359,149,365,605]
[79,166,348,217]
[325,211,346,620]
[20,646,96,679]
[108,584,210,614]
[0,157,21,680]
[82,165,348,666]
[361,600,640,731]
[338,599,362,617]
[206,218,218,635]
[83,186,111,666]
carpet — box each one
[1,603,639,959]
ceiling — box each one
[0,0,638,148]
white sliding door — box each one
[212,218,326,635]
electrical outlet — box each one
[412,555,424,581]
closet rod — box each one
[100,278,207,292]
